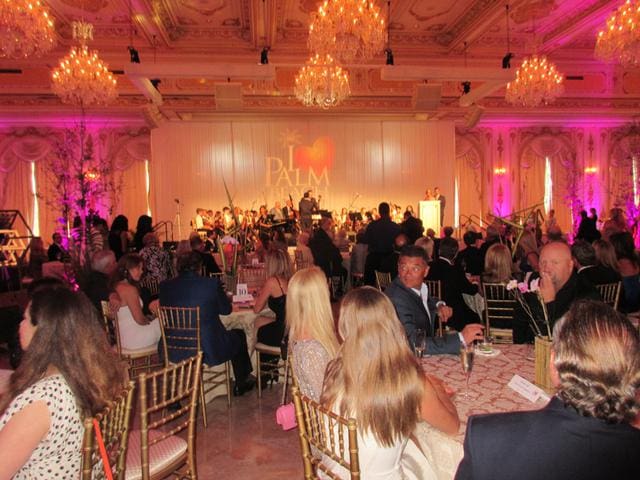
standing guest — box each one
[433,187,446,227]
[513,242,600,343]
[47,232,68,262]
[112,253,161,350]
[320,287,460,479]
[309,217,347,281]
[133,214,153,252]
[400,210,424,245]
[140,232,173,283]
[160,251,255,396]
[576,210,601,243]
[108,214,130,260]
[609,231,640,312]
[387,245,483,352]
[455,300,640,480]
[571,240,620,286]
[427,237,482,331]
[84,250,117,313]
[286,267,340,401]
[27,237,48,280]
[89,215,108,254]
[544,209,558,233]
[423,189,434,200]
[0,287,128,479]
[253,249,292,385]
[363,202,401,286]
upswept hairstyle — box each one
[0,289,127,415]
[483,243,513,283]
[111,253,143,289]
[553,299,640,424]
[321,287,424,447]
[286,267,339,358]
[265,248,293,280]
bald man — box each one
[513,241,601,343]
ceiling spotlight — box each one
[260,47,269,65]
[461,81,471,95]
[150,79,161,90]
[128,46,140,64]
[385,48,394,66]
[502,52,513,69]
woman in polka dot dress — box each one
[0,286,128,479]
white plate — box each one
[474,347,501,357]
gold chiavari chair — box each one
[596,281,621,310]
[125,354,202,480]
[100,301,162,377]
[425,279,442,300]
[158,305,232,428]
[255,342,290,402]
[482,283,516,344]
[374,270,392,291]
[238,264,266,290]
[81,381,136,480]
[292,386,360,480]
[139,277,160,297]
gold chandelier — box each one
[595,0,640,67]
[294,53,351,108]
[505,55,564,107]
[51,21,117,106]
[308,0,386,64]
[0,0,56,58]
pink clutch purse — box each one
[275,403,297,431]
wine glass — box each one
[414,329,427,358]
[459,343,475,399]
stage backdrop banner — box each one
[150,119,455,238]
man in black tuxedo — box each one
[434,186,445,227]
[363,202,401,285]
[298,190,319,230]
[571,239,621,285]
[514,241,600,343]
[456,300,640,480]
[308,217,346,281]
[400,210,424,245]
[455,231,483,276]
[426,237,482,331]
[385,245,483,354]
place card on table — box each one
[507,374,551,403]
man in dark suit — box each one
[385,245,483,354]
[298,189,319,230]
[308,217,346,281]
[514,241,601,343]
[427,237,482,331]
[400,210,424,245]
[572,239,621,285]
[456,300,640,480]
[190,234,222,276]
[159,251,254,395]
[363,202,401,285]
[455,231,484,276]
[434,186,445,227]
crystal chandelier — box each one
[51,21,118,106]
[308,0,386,64]
[595,0,640,67]
[505,55,564,107]
[0,0,56,58]
[294,53,351,108]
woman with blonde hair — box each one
[286,267,339,401]
[482,243,515,284]
[254,248,293,383]
[0,286,128,478]
[321,287,459,479]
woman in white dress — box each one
[114,253,162,350]
[320,287,460,479]
[286,266,340,401]
[0,283,128,478]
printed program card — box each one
[508,374,551,403]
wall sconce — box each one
[494,167,507,175]
[584,166,598,174]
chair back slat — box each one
[81,381,136,480]
[140,277,160,297]
[425,279,441,300]
[374,271,392,291]
[158,306,201,364]
[482,282,517,344]
[292,386,360,480]
[138,354,202,480]
[596,281,621,310]
[100,301,121,352]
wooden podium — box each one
[419,201,440,233]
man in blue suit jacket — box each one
[455,300,640,480]
[159,251,254,395]
[385,245,483,355]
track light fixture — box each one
[502,4,513,69]
[128,46,140,64]
[385,48,394,65]
[260,47,269,65]
[150,78,161,90]
[461,81,471,94]
[385,1,393,65]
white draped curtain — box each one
[609,134,640,209]
[151,120,456,238]
[455,135,484,225]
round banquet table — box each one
[403,344,549,480]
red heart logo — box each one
[294,137,334,171]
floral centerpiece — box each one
[506,278,554,391]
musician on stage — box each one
[269,201,285,222]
